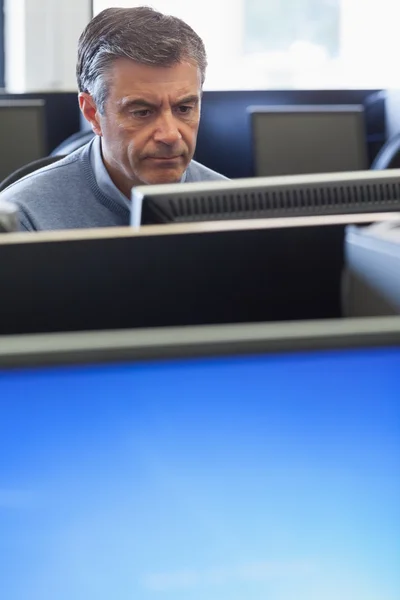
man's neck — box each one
[100,141,142,199]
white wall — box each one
[4,0,91,92]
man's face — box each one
[81,58,202,196]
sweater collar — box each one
[89,136,131,211]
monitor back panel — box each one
[0,100,47,181]
[0,223,345,335]
[250,105,368,177]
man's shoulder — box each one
[0,150,84,203]
[0,146,91,230]
[185,160,228,182]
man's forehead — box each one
[108,58,202,91]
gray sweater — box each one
[0,138,227,231]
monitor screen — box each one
[249,105,369,177]
[1,319,399,600]
[0,100,47,182]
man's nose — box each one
[153,111,182,145]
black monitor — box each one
[131,169,400,226]
[248,104,369,177]
[1,315,400,599]
[0,99,47,182]
[344,219,400,316]
[0,213,399,336]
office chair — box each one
[371,132,400,170]
[51,130,95,156]
[0,155,65,192]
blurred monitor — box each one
[1,316,400,600]
[193,90,383,179]
[344,219,400,317]
[131,169,400,226]
[248,104,369,177]
[0,99,47,181]
[1,213,399,336]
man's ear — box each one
[79,92,102,136]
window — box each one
[92,0,399,90]
[244,0,340,56]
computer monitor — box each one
[193,90,383,179]
[344,219,400,316]
[0,99,47,182]
[248,104,369,177]
[131,169,400,226]
[1,213,399,336]
[1,316,399,600]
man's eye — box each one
[132,109,152,118]
[177,105,193,114]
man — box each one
[0,6,226,231]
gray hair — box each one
[77,6,207,114]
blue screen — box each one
[0,347,399,600]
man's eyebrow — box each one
[119,94,200,110]
[119,98,158,110]
[175,95,199,105]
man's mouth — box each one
[146,155,182,160]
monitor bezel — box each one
[1,316,400,369]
